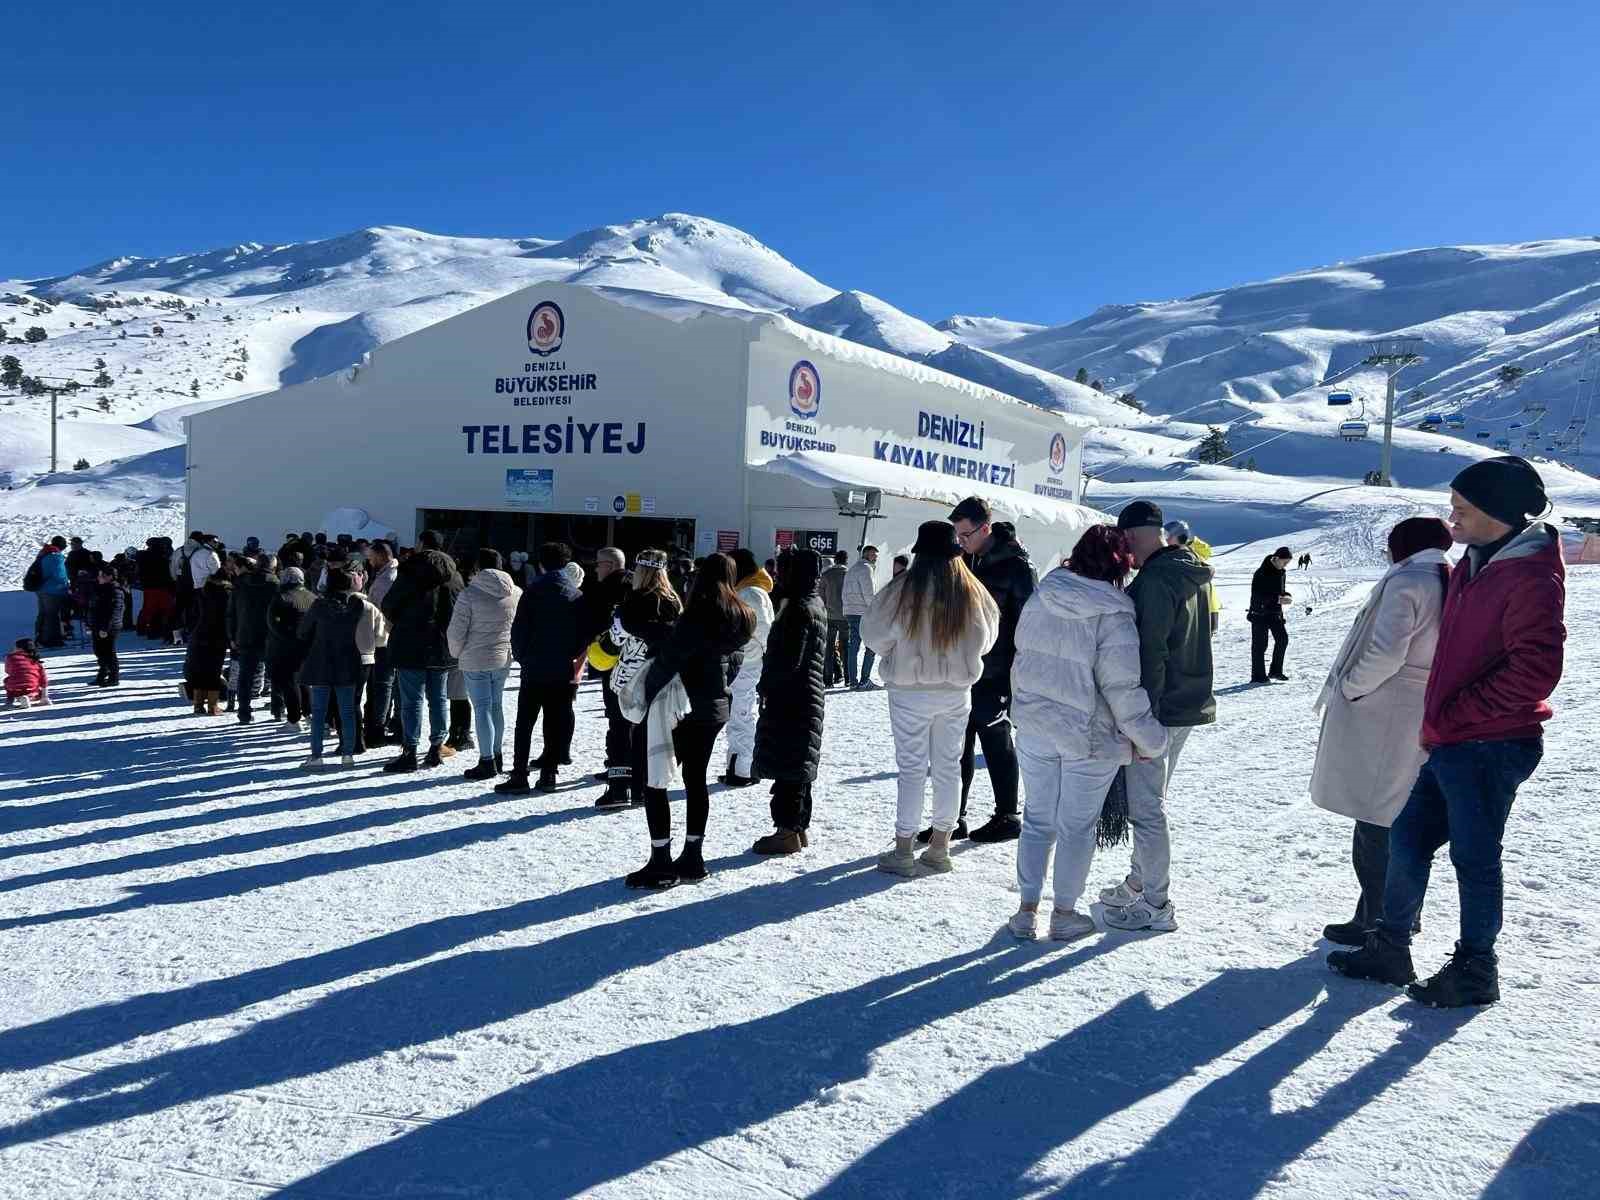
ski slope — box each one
[0,560,1594,1199]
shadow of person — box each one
[0,856,904,1153]
[811,953,1446,1200]
[1478,1102,1600,1200]
[268,936,1128,1197]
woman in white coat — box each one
[1007,525,1169,941]
[1310,517,1453,946]
[723,548,775,788]
[445,548,522,782]
[863,520,999,878]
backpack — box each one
[22,560,42,592]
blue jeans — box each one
[309,685,357,758]
[847,615,875,685]
[1378,738,1542,957]
[462,667,510,759]
[396,667,449,752]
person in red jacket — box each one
[1331,456,1566,1007]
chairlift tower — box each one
[1363,338,1424,486]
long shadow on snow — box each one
[0,856,894,1153]
[0,790,613,932]
[813,956,1466,1200]
[1478,1103,1600,1200]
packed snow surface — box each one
[0,559,1595,1198]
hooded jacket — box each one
[644,603,751,723]
[1248,556,1290,620]
[842,558,878,617]
[1011,567,1169,763]
[446,568,521,672]
[1126,544,1216,727]
[1190,536,1223,615]
[266,580,317,665]
[964,522,1036,684]
[860,572,1000,691]
[227,570,279,655]
[380,548,464,671]
[1421,522,1565,748]
[35,546,70,596]
[510,570,585,684]
[90,579,124,634]
[183,575,233,690]
[136,538,176,590]
[297,592,386,687]
[736,570,775,659]
[5,650,47,698]
[754,551,828,782]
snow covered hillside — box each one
[0,568,1595,1199]
[4,220,1600,583]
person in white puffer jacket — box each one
[1007,525,1168,942]
[862,520,999,878]
[445,548,522,781]
[723,548,775,788]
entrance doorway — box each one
[417,509,695,570]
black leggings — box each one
[644,719,724,842]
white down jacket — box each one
[1010,568,1168,763]
[860,572,1000,691]
[445,568,522,672]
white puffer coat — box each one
[1310,547,1449,826]
[860,572,999,691]
[1010,567,1168,763]
[737,582,775,660]
[445,568,521,672]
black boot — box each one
[495,754,505,775]
[1328,932,1416,986]
[626,844,679,890]
[968,814,1020,843]
[463,757,499,782]
[1407,945,1500,1007]
[918,819,969,845]
[494,772,532,795]
[446,700,473,752]
[1322,921,1369,947]
[383,750,419,774]
[535,768,559,793]
[672,838,708,882]
[596,779,632,809]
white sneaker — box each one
[282,719,300,732]
[1102,896,1178,933]
[340,754,356,768]
[1098,876,1143,907]
[1048,909,1098,942]
[300,756,325,771]
[15,696,30,711]
[1008,910,1039,940]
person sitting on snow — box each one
[4,638,50,709]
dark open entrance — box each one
[417,509,696,571]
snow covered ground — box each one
[1,558,1594,1199]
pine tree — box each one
[94,369,113,387]
[97,396,112,412]
[1074,367,1089,385]
[0,355,20,388]
[1196,425,1233,465]
[239,346,249,362]
[94,356,106,370]
[190,378,200,397]
[24,326,46,343]
[1090,379,1104,392]
[1246,456,1258,471]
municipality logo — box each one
[527,301,565,357]
[1049,432,1067,474]
[789,360,821,420]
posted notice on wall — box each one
[505,468,554,508]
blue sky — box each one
[6,1,1598,325]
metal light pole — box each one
[36,376,90,474]
[1363,339,1424,486]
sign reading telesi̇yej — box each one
[743,337,1080,501]
[458,299,648,459]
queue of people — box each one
[12,454,1572,1008]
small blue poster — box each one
[505,468,554,509]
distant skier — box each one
[1248,547,1294,682]
[1299,552,1313,570]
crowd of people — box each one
[12,454,1572,1009]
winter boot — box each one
[752,829,804,855]
[1407,945,1500,1008]
[1322,921,1369,948]
[1048,908,1098,942]
[916,819,968,844]
[495,754,505,775]
[383,750,419,775]
[596,780,632,809]
[238,710,253,725]
[494,773,532,796]
[446,700,474,752]
[968,813,1022,844]
[423,743,455,768]
[877,835,919,877]
[1008,908,1039,941]
[625,845,680,890]
[672,838,709,882]
[535,767,559,793]
[463,758,499,782]
[1103,895,1178,933]
[1327,933,1416,986]
[915,828,955,875]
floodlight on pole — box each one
[1362,338,1424,486]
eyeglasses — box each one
[955,524,988,544]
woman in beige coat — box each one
[1310,517,1452,946]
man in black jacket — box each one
[497,541,586,795]
[580,547,633,803]
[90,564,124,687]
[935,497,1035,844]
[227,555,278,724]
[381,530,464,772]
[1101,499,1216,934]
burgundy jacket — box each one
[1421,524,1565,749]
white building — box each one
[185,283,1098,572]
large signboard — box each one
[744,329,1085,503]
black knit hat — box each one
[1116,500,1164,531]
[912,520,962,559]
[1451,455,1547,527]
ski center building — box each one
[185,282,1099,573]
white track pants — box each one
[1016,739,1122,909]
[727,652,761,777]
[888,688,971,839]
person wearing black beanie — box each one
[1330,457,1566,1007]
